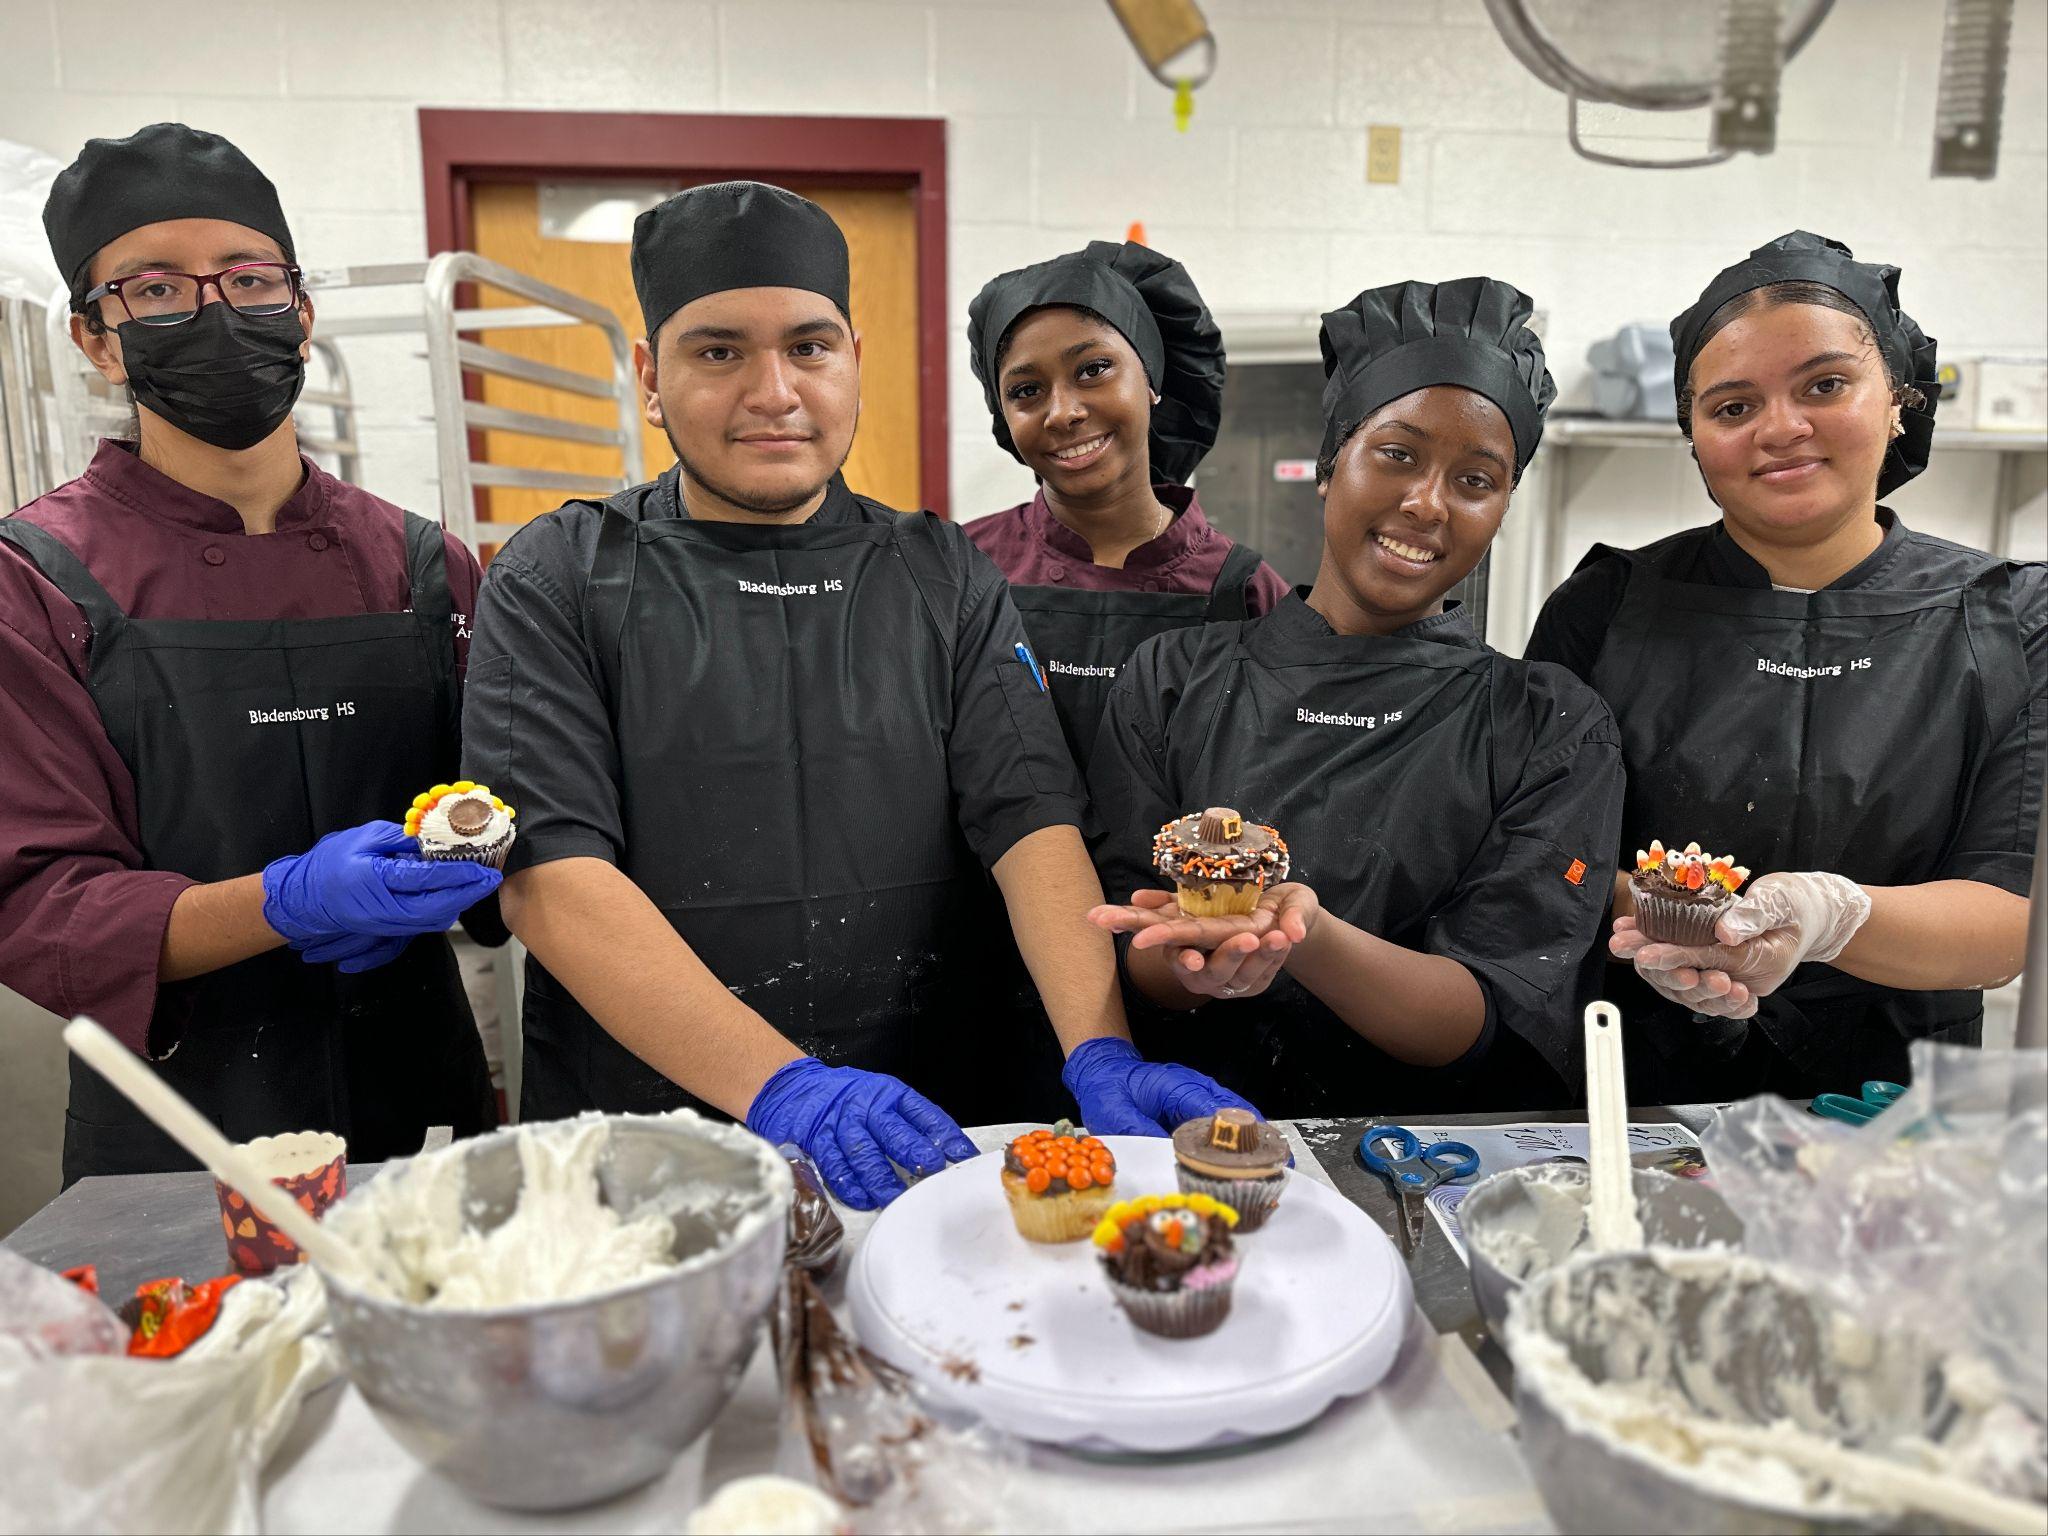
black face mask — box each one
[116,301,306,451]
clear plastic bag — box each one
[772,1267,1025,1534]
[1702,1043,2048,1424]
[0,1249,127,1363]
[0,1263,338,1535]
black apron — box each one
[951,540,1266,1123]
[0,512,496,1186]
[1585,541,2028,1099]
[1125,602,1574,1116]
[1008,540,1264,774]
[518,481,992,1121]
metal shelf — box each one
[1544,416,2048,453]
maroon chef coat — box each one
[0,439,480,1054]
[964,484,1290,611]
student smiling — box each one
[965,241,1286,774]
[1086,278,1625,1115]
[1527,232,2045,1100]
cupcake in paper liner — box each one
[1172,1108,1289,1232]
[1152,806,1288,917]
[1092,1192,1241,1339]
[1629,839,1748,945]
[405,781,517,869]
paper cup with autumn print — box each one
[214,1130,347,1276]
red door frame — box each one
[418,107,951,517]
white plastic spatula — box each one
[63,1017,368,1281]
[1582,1001,1644,1251]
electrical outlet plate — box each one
[1367,125,1401,185]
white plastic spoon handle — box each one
[63,1017,364,1279]
[1583,1001,1643,1250]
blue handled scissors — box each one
[1809,1080,1904,1126]
[1356,1124,1481,1257]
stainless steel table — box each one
[10,1111,1743,1534]
[6,1105,1724,1383]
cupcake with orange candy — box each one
[1629,839,1748,945]
[405,781,517,869]
[1092,1192,1241,1338]
[1000,1121,1117,1243]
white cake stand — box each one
[846,1134,1412,1453]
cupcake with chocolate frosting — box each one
[1173,1108,1289,1232]
[406,781,517,869]
[1629,839,1747,945]
[1152,806,1289,917]
[1093,1192,1241,1338]
[1001,1121,1117,1243]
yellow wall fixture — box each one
[1105,0,1215,132]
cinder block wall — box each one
[3,0,2039,554]
[2,0,2042,1225]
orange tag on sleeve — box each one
[1564,859,1587,886]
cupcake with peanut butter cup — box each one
[406,781,517,869]
[1152,806,1289,917]
[1173,1107,1289,1231]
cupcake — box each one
[405,781,517,869]
[1093,1192,1241,1338]
[1173,1108,1289,1232]
[1001,1121,1117,1243]
[1629,839,1748,945]
[1152,806,1289,917]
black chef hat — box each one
[1318,277,1555,476]
[967,241,1224,484]
[1670,231,1938,498]
[631,181,851,342]
[43,122,295,297]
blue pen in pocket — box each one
[1013,641,1048,693]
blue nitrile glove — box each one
[262,821,502,971]
[296,931,412,976]
[1062,1036,1264,1138]
[746,1058,978,1211]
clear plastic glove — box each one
[1061,1036,1264,1138]
[261,821,503,971]
[1088,883,1319,1003]
[1612,870,1873,1020]
[746,1058,977,1211]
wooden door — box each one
[468,180,921,536]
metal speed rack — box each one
[12,251,641,553]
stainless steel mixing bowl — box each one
[1504,1249,2036,1535]
[322,1114,793,1511]
[1461,1163,1741,1334]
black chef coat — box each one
[462,469,1088,1119]
[1527,510,2046,1098]
[1089,591,1625,1115]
